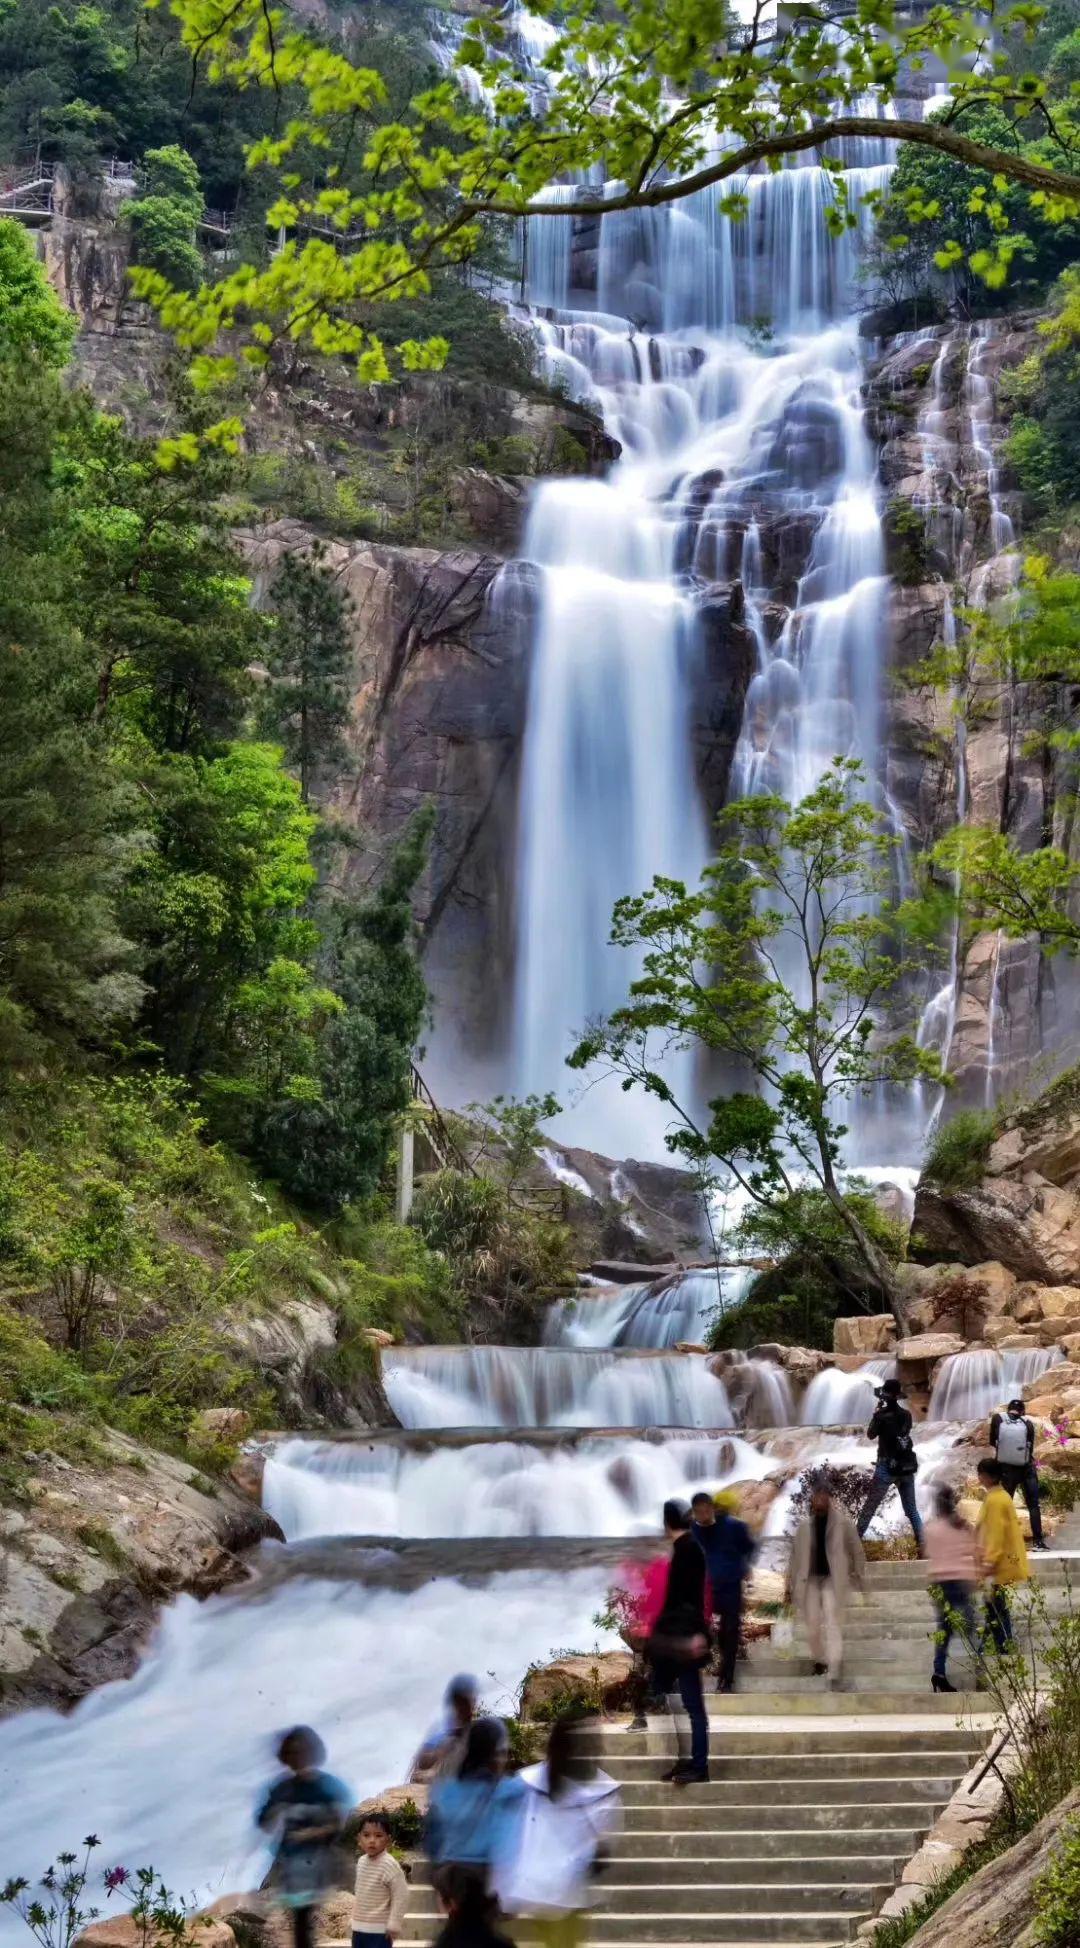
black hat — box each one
[1007,1397,1025,1414]
[880,1376,903,1397]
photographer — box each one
[856,1376,924,1552]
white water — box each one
[0,1570,616,1915]
[928,1345,1064,1422]
[380,1345,736,1429]
[263,1432,775,1540]
[545,1272,725,1348]
[800,1357,895,1427]
[507,135,901,1155]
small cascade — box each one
[262,1431,775,1540]
[380,1344,736,1430]
[927,1345,1064,1423]
[545,1271,727,1349]
[714,1352,796,1430]
[964,321,1017,562]
[801,1357,895,1427]
[914,591,967,1111]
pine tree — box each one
[260,549,353,802]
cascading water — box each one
[545,1271,732,1348]
[379,1344,736,1430]
[507,132,901,1156]
[801,1357,896,1427]
[928,1345,1064,1422]
[262,1431,775,1540]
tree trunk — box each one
[823,1181,906,1329]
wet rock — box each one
[913,1178,1080,1284]
[896,1332,969,1364]
[691,581,757,818]
[730,1477,781,1533]
[449,468,527,550]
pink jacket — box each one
[924,1516,978,1585]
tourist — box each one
[411,1674,480,1783]
[788,1477,867,1689]
[434,1864,518,1948]
[976,1457,1029,1653]
[924,1485,979,1694]
[616,1553,669,1731]
[494,1713,622,1948]
[690,1489,755,1692]
[856,1377,925,1552]
[426,1716,526,1883]
[990,1397,1047,1550]
[352,1811,409,1948]
[647,1498,711,1784]
[256,1725,353,1948]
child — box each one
[352,1811,409,1948]
[256,1726,353,1948]
[976,1457,1029,1653]
[434,1865,516,1948]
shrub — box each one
[786,1464,873,1531]
[1034,1812,1080,1946]
[923,1108,999,1188]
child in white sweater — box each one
[352,1813,409,1948]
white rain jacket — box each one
[493,1761,622,1915]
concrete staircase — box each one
[361,1555,1078,1948]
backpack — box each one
[996,1415,1030,1467]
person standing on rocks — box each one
[976,1457,1029,1652]
[256,1726,353,1948]
[789,1478,867,1689]
[647,1499,711,1784]
[856,1378,925,1552]
[690,1489,755,1692]
[924,1484,979,1693]
[990,1397,1047,1550]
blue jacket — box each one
[692,1515,755,1596]
[426,1772,526,1867]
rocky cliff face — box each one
[867,320,1080,1107]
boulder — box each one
[747,1566,786,1608]
[883,1784,1080,1948]
[520,1651,632,1718]
[896,1333,968,1365]
[79,1919,236,1948]
[730,1477,781,1533]
[912,1176,1080,1284]
[1009,1283,1046,1326]
[833,1314,896,1357]
[360,1327,395,1349]
[188,1407,252,1450]
[355,1782,430,1822]
[1036,1439,1080,1475]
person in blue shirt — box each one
[690,1490,756,1692]
[257,1726,353,1948]
[426,1716,526,1888]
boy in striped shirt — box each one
[353,1812,409,1948]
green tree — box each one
[0,219,76,369]
[570,761,941,1319]
[259,807,432,1211]
[260,549,353,800]
[124,0,1080,399]
[127,143,204,293]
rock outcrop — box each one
[914,1079,1080,1282]
[885,1784,1080,1948]
[0,1429,280,1714]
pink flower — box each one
[104,1868,130,1894]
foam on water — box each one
[928,1345,1064,1422]
[0,1569,617,1922]
[263,1432,775,1540]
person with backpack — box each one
[856,1377,925,1551]
[989,1397,1047,1549]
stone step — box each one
[618,1777,952,1806]
[605,1830,928,1860]
[866,1559,1071,1585]
[397,1911,861,1942]
[706,1689,991,1713]
[745,1650,984,1674]
[594,1753,972,1779]
[405,1883,888,1918]
[622,1801,942,1832]
[410,1852,905,1886]
[729,1671,989,1693]
[586,1728,980,1755]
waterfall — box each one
[801,1357,895,1427]
[927,1345,1064,1423]
[380,1344,736,1429]
[545,1271,732,1348]
[262,1430,775,1540]
[509,140,899,1156]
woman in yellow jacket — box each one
[976,1458,1030,1653]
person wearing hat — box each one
[989,1397,1047,1549]
[856,1376,925,1551]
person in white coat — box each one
[493,1715,622,1948]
